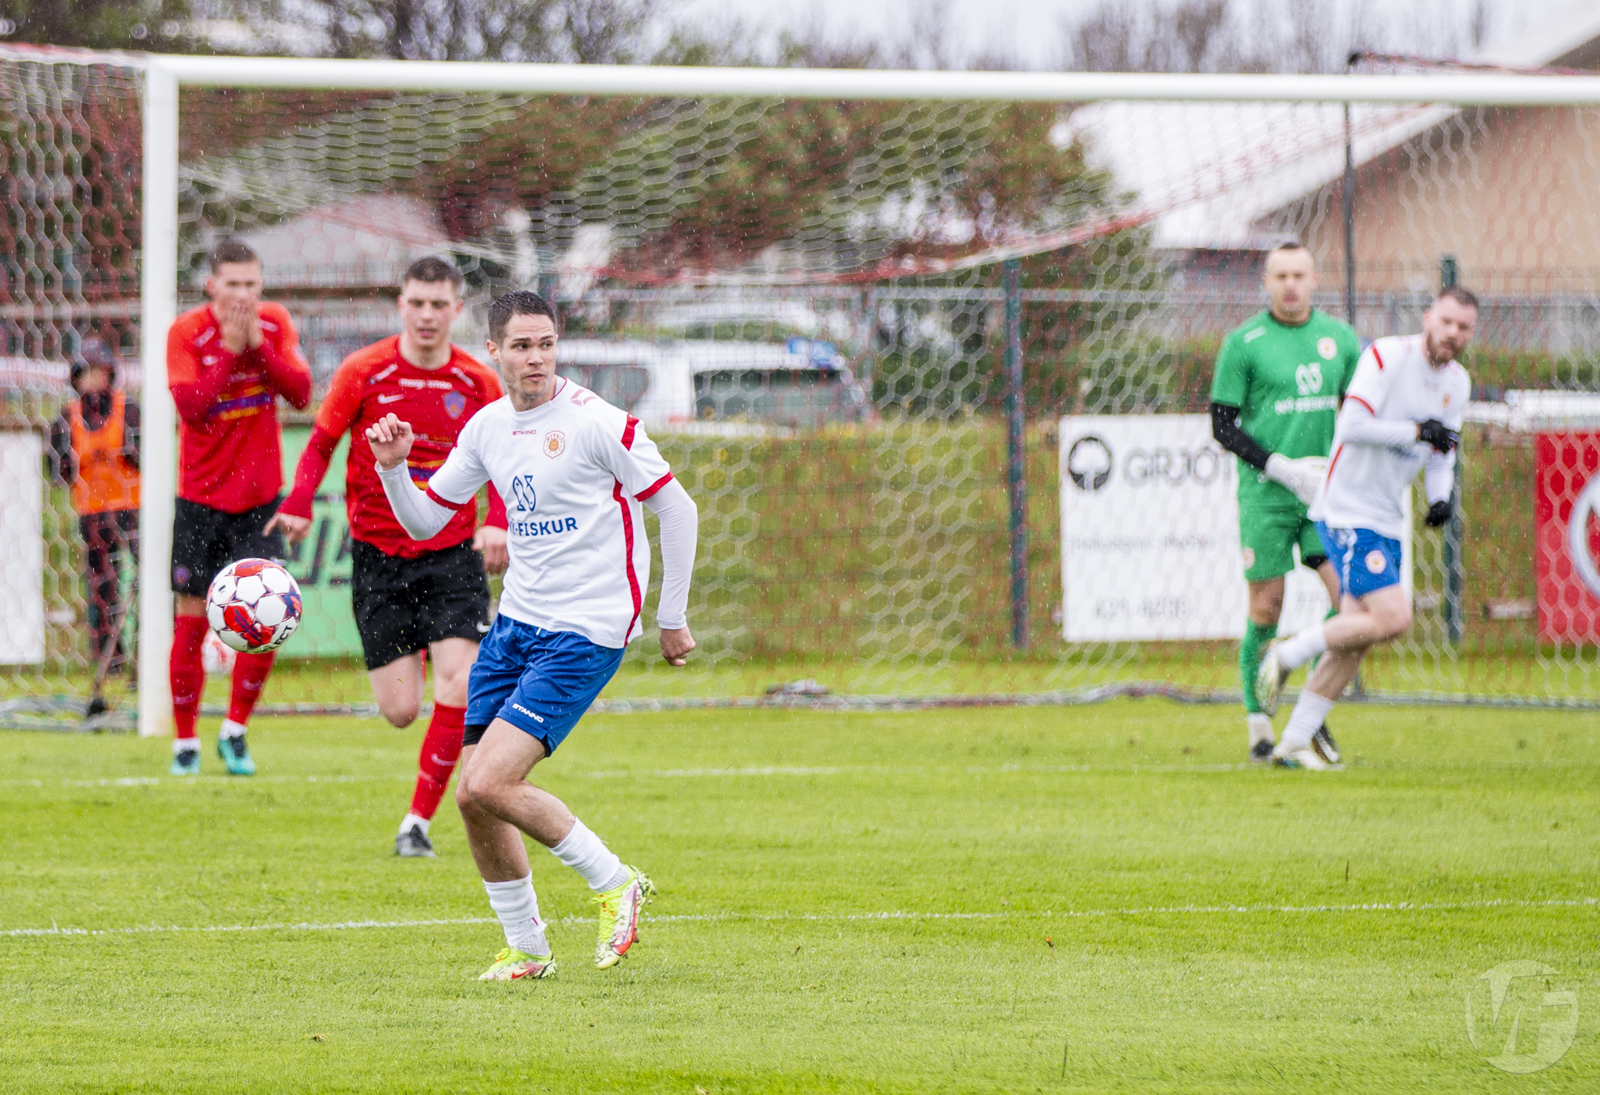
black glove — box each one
[1425,500,1452,527]
[1417,419,1459,453]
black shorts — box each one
[351,539,491,671]
[171,497,286,597]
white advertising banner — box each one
[0,431,45,664]
[1059,414,1351,642]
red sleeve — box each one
[167,321,234,426]
[484,483,507,529]
[255,307,312,409]
[279,426,340,519]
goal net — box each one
[3,47,1599,733]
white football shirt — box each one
[1311,333,1470,539]
[422,378,675,648]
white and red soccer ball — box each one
[205,558,303,654]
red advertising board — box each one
[1535,432,1600,644]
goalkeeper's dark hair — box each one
[1271,239,1308,252]
[1437,285,1479,310]
[208,237,259,271]
[402,255,464,294]
[488,290,558,344]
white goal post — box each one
[124,56,1600,737]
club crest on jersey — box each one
[1318,336,1338,361]
[1365,550,1387,575]
[443,391,466,419]
[543,430,566,458]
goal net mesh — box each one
[4,48,1600,727]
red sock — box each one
[409,703,465,821]
[170,616,208,742]
[228,651,276,725]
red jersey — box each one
[280,336,507,558]
[167,302,312,513]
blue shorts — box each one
[464,615,625,754]
[1316,522,1403,600]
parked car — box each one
[557,338,872,433]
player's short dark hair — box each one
[488,290,557,344]
[401,255,465,294]
[208,238,259,271]
[1272,239,1308,252]
[1437,285,1479,310]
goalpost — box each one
[3,47,1600,737]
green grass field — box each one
[4,700,1598,1093]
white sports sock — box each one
[483,875,548,956]
[172,737,199,755]
[218,718,248,740]
[1276,623,1329,671]
[399,812,430,837]
[1281,690,1336,751]
[1247,713,1275,747]
[550,819,629,892]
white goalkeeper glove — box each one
[1264,453,1329,506]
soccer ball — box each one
[205,558,303,654]
[201,628,238,677]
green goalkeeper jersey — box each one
[1210,308,1361,511]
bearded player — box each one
[368,289,699,980]
[268,257,509,858]
[167,239,312,776]
[1210,241,1360,763]
[1258,287,1477,768]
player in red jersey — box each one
[167,238,312,777]
[268,256,509,857]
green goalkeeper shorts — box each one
[1238,504,1327,583]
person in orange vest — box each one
[49,339,140,716]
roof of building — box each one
[1063,2,1600,251]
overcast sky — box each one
[678,0,1581,69]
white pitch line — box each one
[4,895,1595,941]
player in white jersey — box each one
[367,290,699,980]
[1257,287,1478,769]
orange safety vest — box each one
[69,390,140,514]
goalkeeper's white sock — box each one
[483,875,548,956]
[1276,623,1329,671]
[1247,713,1275,746]
[1281,691,1335,752]
[551,819,629,892]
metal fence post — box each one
[1004,258,1028,649]
[1440,253,1464,646]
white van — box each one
[556,337,872,434]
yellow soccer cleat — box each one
[592,866,655,969]
[478,947,556,981]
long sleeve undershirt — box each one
[1209,401,1272,471]
[377,461,696,630]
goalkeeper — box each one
[1209,242,1359,763]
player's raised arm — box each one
[368,412,483,541]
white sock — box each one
[173,738,199,755]
[1276,624,1329,671]
[399,812,430,837]
[550,819,629,892]
[1247,713,1275,746]
[1281,691,1336,751]
[218,718,248,740]
[483,875,548,956]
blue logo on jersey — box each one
[511,476,537,512]
[443,391,466,419]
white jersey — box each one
[424,378,675,648]
[1311,333,1469,539]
